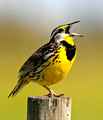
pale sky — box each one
[0,0,103,28]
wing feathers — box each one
[18,42,60,78]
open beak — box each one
[67,21,84,37]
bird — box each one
[8,21,83,98]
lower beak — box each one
[70,33,83,37]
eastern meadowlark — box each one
[8,21,83,98]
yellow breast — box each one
[37,46,77,86]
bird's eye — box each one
[58,29,64,33]
[65,27,70,34]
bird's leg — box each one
[43,85,64,97]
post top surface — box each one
[28,96,71,100]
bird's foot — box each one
[44,89,64,97]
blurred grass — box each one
[0,22,103,120]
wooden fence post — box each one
[27,96,72,120]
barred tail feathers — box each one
[8,78,28,98]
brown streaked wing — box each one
[18,42,58,78]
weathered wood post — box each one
[27,96,72,120]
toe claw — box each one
[43,86,64,98]
[53,93,64,97]
[44,92,64,98]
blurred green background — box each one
[0,0,103,120]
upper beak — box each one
[68,20,80,26]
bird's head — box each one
[50,21,83,46]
